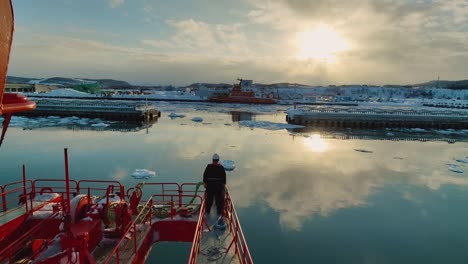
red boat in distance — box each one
[208,79,277,104]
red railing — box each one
[32,179,79,198]
[187,192,208,264]
[103,197,153,264]
[103,184,203,264]
[224,190,253,264]
[77,180,124,200]
[0,179,34,216]
[127,182,180,201]
[188,189,253,264]
[0,211,60,263]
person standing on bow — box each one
[203,153,226,216]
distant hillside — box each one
[414,80,468,89]
[186,83,231,89]
[6,75,131,88]
[85,79,131,89]
[6,76,37,83]
[40,77,84,85]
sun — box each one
[297,24,350,63]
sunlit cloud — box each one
[296,23,351,63]
[8,0,468,85]
[245,0,468,84]
[143,19,253,57]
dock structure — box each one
[17,99,161,122]
[286,106,468,129]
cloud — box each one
[143,19,253,57]
[108,0,124,8]
[9,1,468,85]
[244,0,468,84]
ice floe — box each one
[221,160,236,171]
[131,169,156,179]
[447,164,464,173]
[354,149,373,153]
[3,115,111,129]
[91,122,110,128]
[455,158,468,164]
[168,112,186,119]
[238,120,304,131]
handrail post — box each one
[1,186,6,212]
[178,184,182,207]
[133,224,137,253]
[64,148,71,214]
[22,164,28,213]
[149,198,153,226]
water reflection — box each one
[303,134,328,152]
[230,111,256,122]
[2,110,468,235]
[228,134,468,231]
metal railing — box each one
[294,106,468,117]
[187,192,208,264]
[104,184,203,264]
[0,180,33,214]
[103,197,154,264]
[188,189,253,264]
[224,190,253,264]
[0,211,61,263]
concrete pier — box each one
[286,107,468,129]
[17,99,161,122]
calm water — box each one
[1,102,468,264]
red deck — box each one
[0,168,253,264]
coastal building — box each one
[5,83,59,93]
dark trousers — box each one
[205,185,225,215]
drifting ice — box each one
[447,164,464,174]
[354,149,373,153]
[168,112,186,118]
[91,122,109,128]
[131,169,156,179]
[222,160,236,171]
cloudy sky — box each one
[7,0,468,86]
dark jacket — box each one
[203,163,226,188]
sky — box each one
[7,0,468,86]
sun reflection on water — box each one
[303,134,328,152]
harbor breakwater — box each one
[286,107,468,129]
[17,99,161,121]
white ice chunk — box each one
[131,169,156,179]
[168,112,186,118]
[455,158,468,164]
[221,160,236,171]
[239,120,303,130]
[91,122,109,128]
[448,164,464,173]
